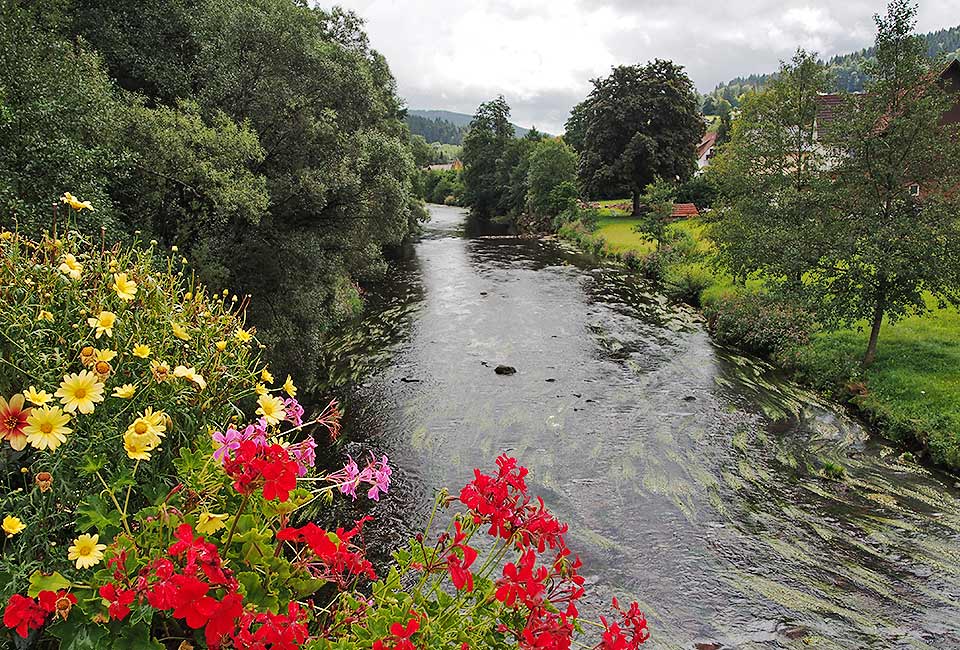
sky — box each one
[326,1,960,133]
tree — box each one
[816,0,960,366]
[461,96,513,217]
[575,60,704,214]
[526,139,578,217]
[409,134,436,168]
[710,49,833,287]
[634,177,675,251]
[715,100,733,146]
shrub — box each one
[664,267,713,307]
[705,292,815,357]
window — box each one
[909,184,920,197]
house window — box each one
[909,184,920,197]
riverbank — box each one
[554,205,960,473]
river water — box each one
[316,204,960,649]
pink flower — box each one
[288,437,317,477]
[212,427,242,463]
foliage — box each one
[675,173,719,210]
[404,113,467,145]
[527,139,578,217]
[704,292,816,358]
[462,97,516,218]
[571,60,704,212]
[416,168,465,206]
[632,178,676,251]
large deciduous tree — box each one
[574,60,704,214]
[461,96,514,218]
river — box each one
[316,204,960,649]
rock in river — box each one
[494,365,517,375]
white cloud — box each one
[324,0,960,133]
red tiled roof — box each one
[671,203,699,218]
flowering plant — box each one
[0,205,649,649]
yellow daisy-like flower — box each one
[92,360,112,382]
[79,346,97,367]
[261,367,274,384]
[214,340,227,351]
[24,406,72,451]
[23,386,52,406]
[87,311,116,339]
[171,322,191,341]
[173,365,206,390]
[256,394,285,426]
[141,407,168,434]
[112,384,136,399]
[196,512,229,535]
[60,192,94,212]
[2,515,26,537]
[68,533,106,569]
[111,273,137,301]
[132,344,151,359]
[0,231,11,241]
[95,348,117,362]
[58,254,83,280]
[37,310,54,322]
[55,371,105,414]
[234,327,251,343]
[283,375,297,398]
[150,360,171,383]
[123,428,156,460]
[254,383,268,396]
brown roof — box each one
[697,131,717,158]
[671,203,699,218]
[815,93,845,125]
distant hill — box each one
[406,109,538,142]
[704,23,960,113]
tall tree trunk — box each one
[632,191,640,216]
[862,283,887,368]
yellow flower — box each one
[58,254,83,280]
[173,365,206,390]
[60,192,94,212]
[123,429,156,460]
[254,383,268,396]
[79,346,96,367]
[234,327,251,343]
[256,394,285,426]
[23,386,52,406]
[87,311,116,338]
[111,273,137,301]
[196,512,229,535]
[55,371,104,414]
[171,322,191,341]
[24,406,72,451]
[283,375,297,398]
[132,344,151,359]
[261,367,274,384]
[112,384,136,399]
[2,515,26,537]
[214,340,227,351]
[0,231,11,241]
[150,360,171,382]
[68,533,106,569]
[37,310,54,322]
[94,348,117,362]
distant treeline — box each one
[704,23,960,112]
[404,114,467,144]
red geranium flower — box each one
[99,583,135,621]
[3,593,47,638]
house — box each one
[696,131,718,170]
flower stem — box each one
[96,471,132,537]
[223,492,251,553]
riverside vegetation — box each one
[456,1,960,471]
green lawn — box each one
[583,207,960,469]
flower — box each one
[3,594,47,638]
[256,394,285,426]
[261,367,274,384]
[55,370,105,414]
[235,327,251,343]
[99,583,135,621]
[37,310,54,322]
[87,311,116,338]
[123,429,156,460]
[93,360,112,381]
[94,348,117,362]
[24,406,72,451]
[68,533,106,569]
[79,346,96,367]
[283,375,297,398]
[112,384,136,399]
[61,192,94,212]
[196,512,229,535]
[214,340,227,351]
[174,365,206,390]
[132,344,151,359]
[283,397,304,427]
[2,516,25,537]
[111,273,137,301]
[35,472,53,492]
[150,360,171,382]
[22,387,51,407]
[254,383,268,396]
[58,253,83,279]
[0,394,31,451]
[171,322,191,341]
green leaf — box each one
[77,494,122,533]
[47,621,110,650]
[237,571,278,611]
[80,454,107,475]
[27,570,71,597]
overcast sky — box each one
[326,1,960,133]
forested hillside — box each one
[0,0,425,385]
[404,113,467,144]
[704,23,960,111]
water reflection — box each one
[316,205,960,650]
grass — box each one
[571,203,960,471]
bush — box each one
[705,292,815,357]
[664,267,713,307]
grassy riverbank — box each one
[561,206,960,471]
